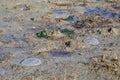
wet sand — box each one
[0,0,120,80]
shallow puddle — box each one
[50,50,71,57]
[53,10,70,15]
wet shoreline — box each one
[0,0,120,80]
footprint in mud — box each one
[50,50,71,57]
[84,7,120,18]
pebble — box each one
[63,16,77,23]
[60,28,74,37]
[20,58,42,66]
[108,28,119,36]
[83,37,99,45]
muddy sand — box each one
[0,0,120,80]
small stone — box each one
[63,16,77,23]
[30,18,35,21]
[73,20,86,28]
[83,37,99,45]
[96,29,101,34]
[108,28,119,36]
[20,58,42,66]
[60,28,74,37]
[65,41,71,47]
[36,31,48,38]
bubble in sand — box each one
[20,58,42,66]
[83,37,99,45]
